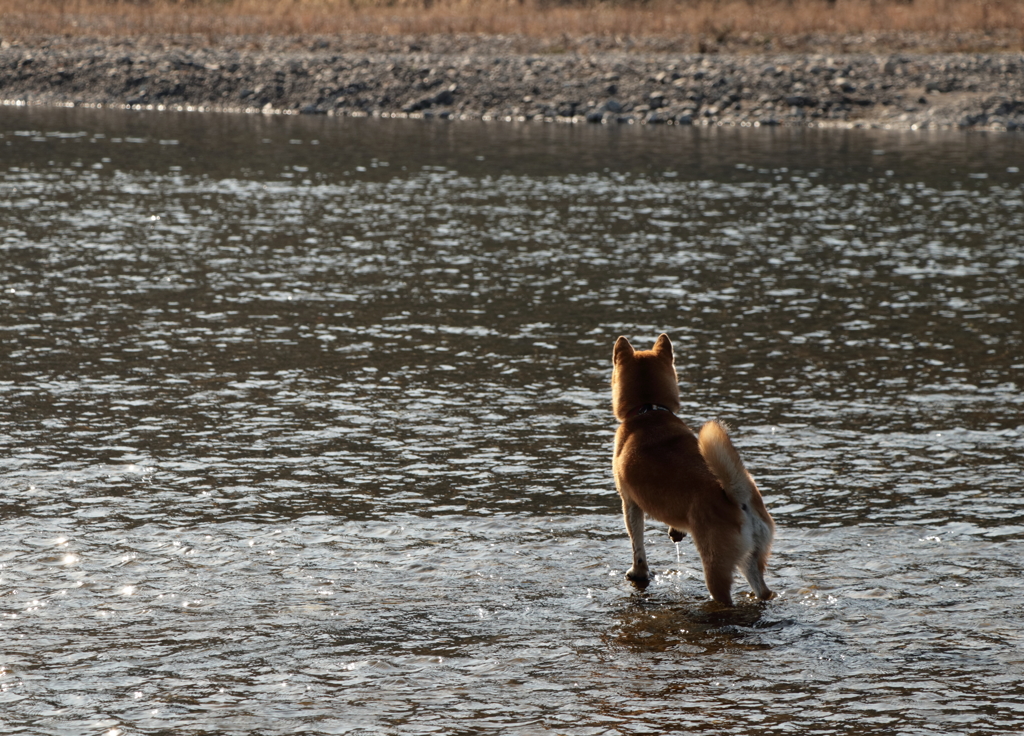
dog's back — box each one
[614,412,736,535]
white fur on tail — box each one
[697,420,755,506]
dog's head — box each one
[611,334,681,421]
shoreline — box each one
[2,35,1023,131]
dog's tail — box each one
[699,420,775,600]
[697,420,758,508]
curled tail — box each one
[697,420,756,507]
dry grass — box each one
[2,0,1023,50]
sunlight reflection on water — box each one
[1,107,1022,735]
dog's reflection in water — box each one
[608,589,773,655]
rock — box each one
[433,86,455,105]
[926,79,955,93]
[555,101,578,118]
[0,35,1020,131]
[403,84,456,113]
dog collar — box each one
[625,403,673,419]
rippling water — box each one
[2,107,1023,734]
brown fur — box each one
[612,334,775,606]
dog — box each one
[611,333,774,606]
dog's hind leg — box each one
[741,552,773,601]
[701,556,736,606]
[622,497,650,584]
[740,509,774,600]
[691,531,738,606]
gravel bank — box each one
[2,35,1024,130]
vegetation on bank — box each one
[1,0,1022,51]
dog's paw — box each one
[668,527,685,542]
[626,565,650,585]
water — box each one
[1,106,1023,735]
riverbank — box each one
[2,34,1023,130]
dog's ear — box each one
[613,336,634,365]
[653,333,673,362]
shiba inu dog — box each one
[611,334,774,606]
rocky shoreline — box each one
[2,35,1024,131]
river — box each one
[1,107,1023,734]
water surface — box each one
[1,107,1023,735]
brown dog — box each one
[611,334,774,606]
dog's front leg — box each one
[622,497,650,584]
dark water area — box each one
[1,106,1023,735]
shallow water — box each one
[1,107,1023,735]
